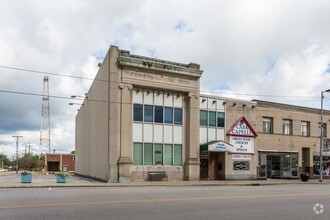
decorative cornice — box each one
[188,92,199,99]
[119,83,133,90]
[118,55,203,78]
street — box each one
[0,184,329,220]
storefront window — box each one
[154,144,163,165]
[164,144,173,165]
[144,143,153,165]
[313,156,330,176]
[291,154,298,177]
[258,154,267,178]
[133,143,181,166]
[174,144,182,165]
[133,143,143,165]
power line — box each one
[0,65,108,83]
[0,89,107,103]
[0,65,322,100]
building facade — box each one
[75,45,330,182]
[45,153,75,172]
[75,46,203,182]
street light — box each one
[319,89,330,182]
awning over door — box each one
[200,140,233,152]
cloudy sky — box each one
[1,0,330,157]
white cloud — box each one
[1,0,330,157]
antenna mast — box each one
[40,76,50,153]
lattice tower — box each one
[40,76,50,153]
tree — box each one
[1,154,10,168]
[18,153,45,171]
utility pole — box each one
[12,136,23,174]
[23,142,31,155]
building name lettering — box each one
[128,71,191,85]
[231,123,252,135]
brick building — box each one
[45,153,75,172]
[75,45,330,182]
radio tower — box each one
[40,76,51,153]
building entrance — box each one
[259,152,298,179]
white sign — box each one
[323,139,330,156]
[208,141,233,152]
[229,121,253,136]
[229,136,254,154]
[232,154,251,160]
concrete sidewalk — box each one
[0,172,328,188]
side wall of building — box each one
[75,50,111,181]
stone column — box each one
[118,83,133,182]
[184,92,200,180]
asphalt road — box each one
[0,184,329,220]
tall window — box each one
[301,121,310,137]
[319,123,327,137]
[133,104,143,121]
[154,106,163,123]
[174,108,183,125]
[133,104,182,125]
[144,105,154,122]
[133,143,182,166]
[263,117,273,134]
[209,111,216,127]
[283,119,292,135]
[164,107,173,124]
[133,143,143,165]
[217,112,225,128]
[200,110,208,126]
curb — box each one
[0,180,327,189]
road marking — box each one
[1,192,330,209]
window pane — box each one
[154,106,163,123]
[301,121,309,136]
[263,117,272,133]
[217,112,225,127]
[165,107,173,124]
[174,108,182,125]
[200,111,208,126]
[154,144,163,165]
[144,143,153,165]
[133,143,143,165]
[133,104,143,121]
[209,111,216,127]
[144,105,153,122]
[283,120,292,135]
[174,144,182,166]
[164,144,173,165]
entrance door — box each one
[47,162,59,172]
[270,156,281,178]
[200,159,209,180]
[258,154,267,178]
